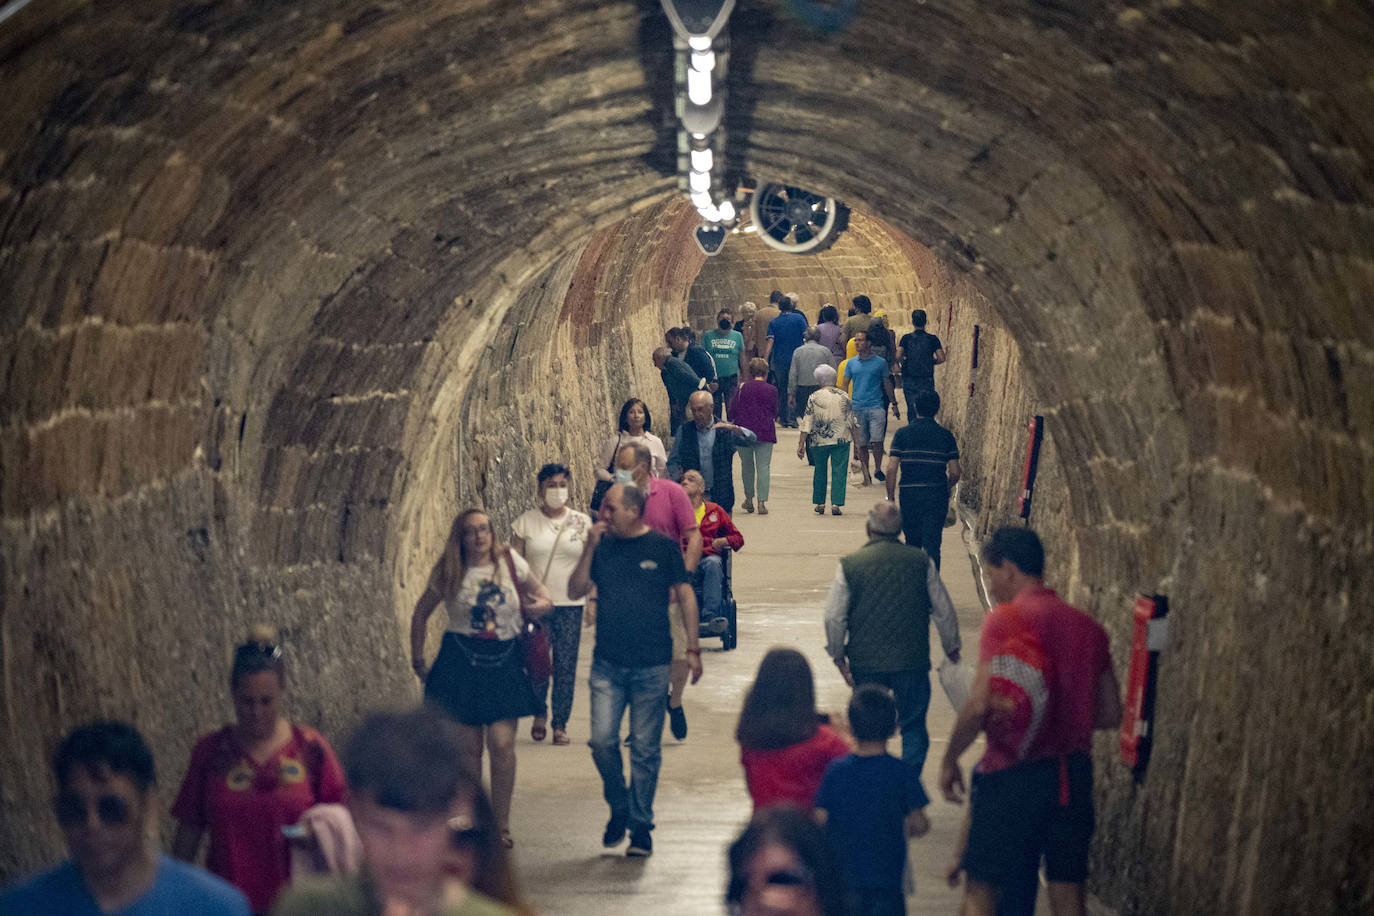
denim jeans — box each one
[737,441,773,501]
[588,658,672,833]
[851,667,932,774]
[695,554,723,619]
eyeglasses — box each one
[461,524,491,536]
[54,793,132,827]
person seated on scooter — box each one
[680,470,744,635]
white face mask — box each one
[614,469,634,485]
[543,486,569,509]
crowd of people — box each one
[3,292,1122,916]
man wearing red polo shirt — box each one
[939,527,1123,916]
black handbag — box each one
[589,433,622,513]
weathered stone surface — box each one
[0,1,1372,912]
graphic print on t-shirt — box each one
[470,579,507,636]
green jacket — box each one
[838,536,933,672]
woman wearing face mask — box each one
[595,398,667,489]
[172,626,347,915]
[511,463,592,746]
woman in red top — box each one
[172,626,346,915]
[736,648,851,811]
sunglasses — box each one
[54,793,132,827]
[761,868,810,888]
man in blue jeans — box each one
[569,482,703,859]
[823,502,960,776]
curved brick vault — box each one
[1,2,1371,912]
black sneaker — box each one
[603,811,628,847]
[668,703,688,740]
[626,829,653,858]
[874,469,886,482]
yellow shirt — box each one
[694,503,706,526]
[845,337,857,359]
[836,358,854,395]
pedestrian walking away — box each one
[736,648,851,812]
[885,387,961,569]
[653,346,703,436]
[568,483,703,859]
[939,527,1123,916]
[788,327,837,423]
[171,626,346,915]
[4,722,250,916]
[764,297,809,427]
[702,309,747,419]
[841,294,874,348]
[897,308,947,421]
[815,685,932,916]
[729,358,779,515]
[798,364,856,516]
[409,509,554,850]
[666,389,758,515]
[823,502,961,776]
[816,304,845,360]
[512,463,593,747]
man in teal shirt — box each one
[701,308,746,419]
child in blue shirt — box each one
[815,684,931,916]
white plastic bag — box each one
[938,657,974,712]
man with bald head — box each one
[665,389,757,514]
[823,502,962,776]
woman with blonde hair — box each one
[410,508,553,849]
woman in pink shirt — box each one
[737,648,851,811]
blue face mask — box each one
[614,469,634,485]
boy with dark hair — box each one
[2,722,249,915]
[896,308,947,421]
[274,706,522,915]
[815,685,931,916]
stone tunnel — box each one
[1,1,1371,913]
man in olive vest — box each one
[823,502,962,774]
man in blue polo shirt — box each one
[764,297,809,428]
[844,329,900,487]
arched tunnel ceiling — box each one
[1,1,1372,911]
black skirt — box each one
[424,633,538,726]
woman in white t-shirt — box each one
[409,508,552,849]
[511,462,592,747]
[596,398,668,483]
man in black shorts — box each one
[884,388,960,569]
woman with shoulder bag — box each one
[410,509,553,849]
[512,463,593,747]
[593,398,667,510]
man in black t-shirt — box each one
[568,483,702,859]
[885,388,961,569]
[897,309,947,421]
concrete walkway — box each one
[510,426,990,914]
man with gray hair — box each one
[823,502,961,775]
[788,326,837,419]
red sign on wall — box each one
[1121,594,1168,778]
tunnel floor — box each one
[502,422,1007,914]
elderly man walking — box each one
[569,483,703,859]
[666,390,758,514]
[787,326,837,422]
[823,502,961,776]
[654,346,703,436]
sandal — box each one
[552,728,570,746]
[814,504,824,514]
[832,506,843,515]
[530,718,547,742]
